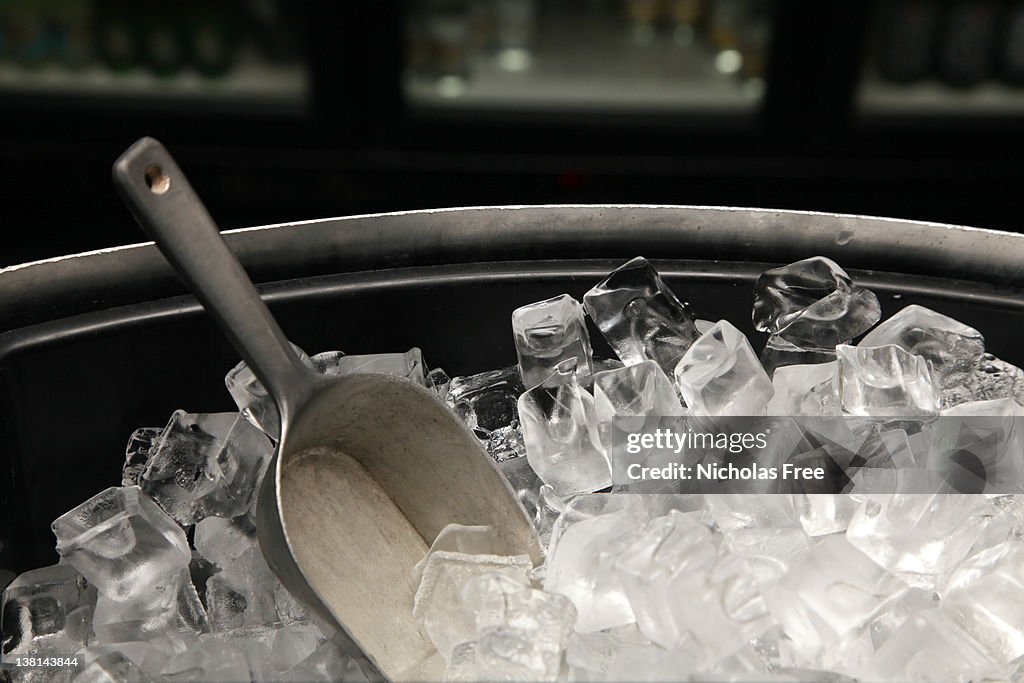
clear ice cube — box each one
[410,524,519,587]
[204,545,303,631]
[518,375,611,496]
[860,305,985,388]
[795,494,860,536]
[193,516,258,572]
[766,362,840,417]
[411,551,530,663]
[836,344,939,417]
[473,581,576,682]
[760,335,837,377]
[447,366,525,439]
[752,256,881,349]
[543,507,641,633]
[496,455,542,520]
[845,493,993,589]
[512,294,594,389]
[139,411,273,525]
[279,640,368,683]
[673,320,774,417]
[593,361,685,451]
[426,367,452,397]
[583,257,700,376]
[73,651,156,683]
[763,536,908,662]
[52,487,190,603]
[313,348,426,385]
[224,342,314,440]
[1,564,96,659]
[120,429,162,488]
[159,640,251,682]
[91,570,207,648]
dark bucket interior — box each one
[2,259,1024,577]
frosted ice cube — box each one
[73,651,155,683]
[52,487,190,603]
[92,569,207,648]
[763,536,908,662]
[412,551,530,663]
[752,256,881,348]
[564,624,652,678]
[673,321,774,417]
[139,411,273,525]
[224,342,314,440]
[448,366,525,438]
[584,257,700,376]
[941,353,1024,410]
[865,609,1001,683]
[313,348,426,385]
[766,362,839,417]
[593,361,685,451]
[410,525,518,587]
[543,507,642,633]
[518,376,611,496]
[704,494,798,534]
[760,335,838,377]
[445,641,479,682]
[120,428,161,488]
[860,305,985,388]
[846,493,993,589]
[485,425,526,463]
[836,344,939,417]
[724,526,812,586]
[474,581,576,682]
[513,294,594,389]
[1,565,96,658]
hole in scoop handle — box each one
[113,137,312,422]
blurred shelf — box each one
[860,77,1024,116]
[405,40,763,113]
[0,59,307,107]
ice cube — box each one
[313,348,426,385]
[496,455,542,520]
[673,321,774,417]
[261,621,327,679]
[766,362,839,417]
[139,411,273,525]
[763,536,908,662]
[941,353,1024,409]
[1,565,96,659]
[942,543,1024,663]
[724,526,812,586]
[583,257,700,376]
[426,367,451,397]
[859,305,985,388]
[120,429,161,488]
[279,640,368,683]
[448,366,525,438]
[752,256,881,349]
[484,425,526,463]
[543,508,641,633]
[760,335,838,377]
[836,344,939,417]
[193,516,257,572]
[845,493,993,590]
[593,361,685,451]
[412,551,530,663]
[160,640,250,682]
[533,485,567,552]
[91,570,207,648]
[518,376,611,496]
[512,294,594,389]
[76,643,169,678]
[73,651,155,683]
[445,641,479,682]
[564,624,652,678]
[704,494,798,534]
[205,545,302,631]
[865,609,1001,683]
[473,580,576,682]
[52,487,190,603]
[224,342,314,440]
[795,494,860,536]
[410,524,519,587]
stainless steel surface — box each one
[111,138,542,682]
[3,205,1024,329]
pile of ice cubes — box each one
[4,255,1024,682]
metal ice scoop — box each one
[113,138,541,682]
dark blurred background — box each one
[0,0,1021,267]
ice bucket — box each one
[2,205,1023,579]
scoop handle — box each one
[113,137,312,423]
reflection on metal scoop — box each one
[113,138,541,682]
